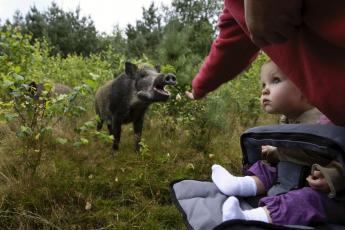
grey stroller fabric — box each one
[171,124,345,230]
[266,161,307,196]
[171,179,345,230]
[172,180,226,230]
[172,180,254,230]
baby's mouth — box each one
[262,99,271,105]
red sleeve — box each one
[192,6,260,99]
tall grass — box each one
[0,97,275,229]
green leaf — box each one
[73,137,89,148]
[14,66,22,73]
[84,121,96,129]
[73,141,82,148]
[41,127,53,135]
[56,138,68,145]
[161,64,176,74]
[17,126,33,138]
[84,79,97,89]
[80,138,89,145]
[89,72,100,81]
[4,113,18,122]
[2,79,14,88]
[95,131,113,143]
[55,94,68,101]
[12,73,24,81]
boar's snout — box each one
[164,73,177,85]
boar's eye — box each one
[140,72,147,78]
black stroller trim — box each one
[241,124,345,166]
[214,219,313,230]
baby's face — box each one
[260,61,304,116]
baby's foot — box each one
[211,164,257,196]
[222,196,269,223]
[222,196,246,221]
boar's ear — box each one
[29,81,37,89]
[155,64,161,73]
[28,81,40,99]
[125,62,138,78]
[28,81,38,94]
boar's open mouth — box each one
[153,84,170,97]
[151,74,176,101]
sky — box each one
[0,0,172,34]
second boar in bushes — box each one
[29,82,72,99]
[95,62,177,151]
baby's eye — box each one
[272,77,281,84]
[261,83,266,89]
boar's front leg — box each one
[133,115,144,152]
[111,115,122,150]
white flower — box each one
[85,201,92,210]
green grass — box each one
[0,81,276,229]
[0,109,258,229]
[0,104,277,229]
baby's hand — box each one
[261,145,269,159]
[306,170,331,193]
[261,145,275,159]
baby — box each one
[212,60,345,225]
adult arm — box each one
[191,6,259,99]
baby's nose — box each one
[262,87,269,95]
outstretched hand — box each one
[244,0,303,47]
[185,91,195,100]
[306,170,331,193]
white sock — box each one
[211,164,257,196]
[222,196,269,223]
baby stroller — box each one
[171,124,345,230]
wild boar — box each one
[28,82,72,99]
[95,62,177,151]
